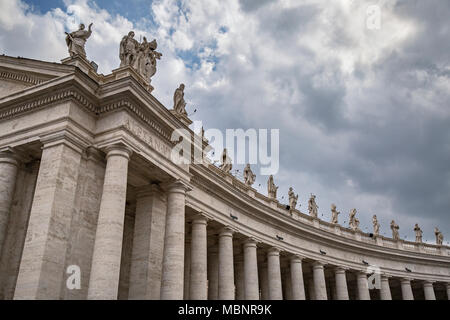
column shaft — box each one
[160,181,188,300]
[334,268,349,300]
[259,263,269,300]
[218,227,234,300]
[290,256,306,300]
[356,272,371,300]
[234,256,245,300]
[312,262,327,300]
[243,239,259,300]
[183,238,191,299]
[190,216,208,300]
[207,248,219,300]
[400,279,414,300]
[423,281,435,300]
[267,248,282,300]
[88,145,132,300]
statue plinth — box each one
[111,66,154,92]
[61,55,96,75]
[170,110,193,126]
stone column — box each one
[87,145,132,300]
[312,261,327,300]
[190,215,208,300]
[400,278,414,300]
[379,275,392,300]
[283,268,292,300]
[243,238,259,300]
[183,235,191,299]
[267,247,283,300]
[128,184,167,300]
[160,181,189,300]
[207,247,219,300]
[423,281,436,300]
[334,267,349,300]
[0,149,19,258]
[218,227,235,300]
[356,271,370,300]
[290,255,306,300]
[234,254,245,300]
[259,262,269,300]
[14,138,83,299]
[307,278,316,300]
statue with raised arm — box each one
[243,163,256,186]
[65,23,93,58]
[288,187,298,211]
[435,227,444,245]
[331,204,340,224]
[219,148,232,173]
[308,194,318,218]
[173,84,187,115]
[267,175,278,199]
[414,223,423,243]
[391,220,400,240]
[135,37,162,81]
[120,31,139,67]
[349,208,357,229]
[372,215,380,236]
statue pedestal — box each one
[312,218,320,228]
[333,225,341,235]
[170,110,193,127]
[111,66,154,92]
[375,236,383,246]
[61,55,96,75]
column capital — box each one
[380,273,392,280]
[0,147,21,166]
[191,214,208,225]
[40,130,89,154]
[422,280,435,286]
[242,237,259,248]
[267,247,281,256]
[334,266,349,274]
[218,226,234,237]
[165,179,192,194]
[136,183,163,198]
[312,261,326,269]
[289,254,305,263]
[104,144,133,160]
[400,277,413,284]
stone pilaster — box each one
[380,275,392,300]
[267,247,283,300]
[290,255,306,300]
[312,261,327,300]
[207,246,219,300]
[423,281,436,300]
[14,138,83,299]
[356,271,370,300]
[0,149,19,258]
[160,181,189,300]
[189,215,208,300]
[128,184,167,300]
[243,238,259,300]
[87,145,132,300]
[218,227,235,300]
[400,278,414,300]
[334,267,349,300]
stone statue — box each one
[349,208,357,229]
[308,194,318,218]
[391,220,400,240]
[173,84,187,115]
[288,187,298,211]
[65,23,93,58]
[372,215,380,236]
[243,163,256,186]
[219,148,232,173]
[414,223,423,243]
[435,227,444,245]
[354,218,361,231]
[331,204,340,224]
[267,175,278,199]
[120,31,139,67]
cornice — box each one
[0,69,48,86]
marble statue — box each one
[120,31,139,67]
[435,227,444,245]
[267,175,278,199]
[65,23,93,58]
[173,84,187,115]
[219,148,232,173]
[354,218,361,231]
[372,215,380,236]
[288,187,298,211]
[331,204,340,224]
[349,208,357,230]
[391,220,400,240]
[308,194,318,218]
[414,223,423,243]
[243,163,256,186]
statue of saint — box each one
[120,31,139,67]
[308,194,318,218]
[267,175,278,199]
[243,163,256,186]
[65,23,93,58]
[288,187,298,211]
[219,148,232,173]
[173,84,187,115]
[331,204,340,224]
[435,227,444,245]
[354,218,361,231]
[372,215,380,236]
[414,223,423,243]
[135,37,162,81]
[391,220,400,240]
[349,208,357,229]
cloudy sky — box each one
[1,0,449,243]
